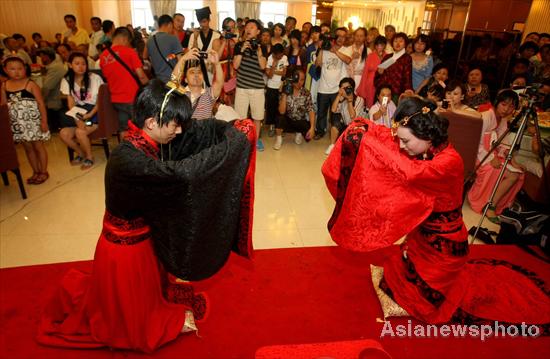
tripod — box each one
[469,93,549,244]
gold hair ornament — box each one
[391,106,432,136]
[159,86,178,162]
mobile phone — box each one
[76,112,93,126]
[442,99,449,109]
[382,96,389,106]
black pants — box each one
[265,88,280,126]
[276,115,310,136]
[330,112,348,138]
[316,92,337,136]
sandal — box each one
[71,155,84,166]
[33,172,49,185]
[81,159,94,170]
[26,173,39,184]
[486,205,500,224]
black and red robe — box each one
[37,119,256,352]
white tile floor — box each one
[0,132,499,268]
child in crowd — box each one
[265,44,288,137]
[1,56,50,184]
[59,52,104,169]
[368,84,396,128]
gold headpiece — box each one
[391,106,431,136]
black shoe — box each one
[313,133,323,140]
[468,226,496,244]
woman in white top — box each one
[438,80,482,119]
[326,77,366,155]
[59,52,103,170]
[347,27,369,93]
[368,83,397,128]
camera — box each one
[282,71,300,95]
[198,51,208,59]
[344,86,354,96]
[223,26,237,39]
[249,38,259,50]
[321,34,333,51]
[442,99,449,109]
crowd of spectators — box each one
[0,10,549,222]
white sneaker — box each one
[273,135,283,150]
[325,144,334,155]
[294,132,304,145]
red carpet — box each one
[1,245,549,359]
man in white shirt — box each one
[89,16,104,60]
[314,27,352,139]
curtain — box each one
[149,0,177,19]
[235,0,260,20]
[332,6,380,29]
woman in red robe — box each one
[322,97,550,330]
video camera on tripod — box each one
[469,85,549,244]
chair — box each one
[522,160,550,204]
[0,105,27,199]
[67,84,120,161]
[442,111,483,177]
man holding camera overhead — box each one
[314,27,352,140]
[233,19,268,151]
[273,68,316,150]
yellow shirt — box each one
[65,28,89,46]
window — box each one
[259,1,287,26]
[131,0,155,30]
[176,0,204,29]
[217,0,236,30]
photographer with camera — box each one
[265,44,289,137]
[439,80,481,118]
[273,68,315,150]
[325,77,365,155]
[168,48,223,120]
[213,17,239,106]
[314,27,352,140]
[233,19,268,151]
